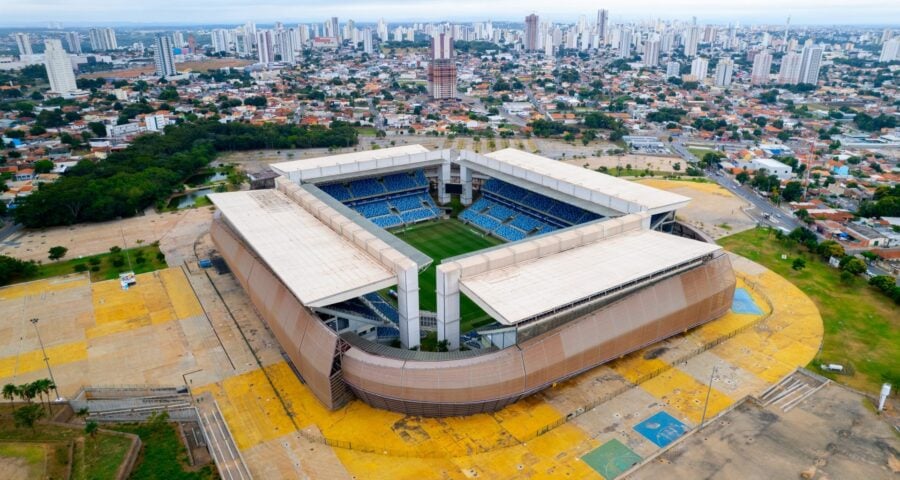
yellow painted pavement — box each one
[0,341,88,378]
[87,269,200,339]
[0,275,89,301]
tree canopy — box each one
[14,120,358,228]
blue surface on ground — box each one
[633,411,687,448]
[732,287,763,315]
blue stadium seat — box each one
[364,293,399,323]
[349,178,386,198]
[391,194,425,212]
[494,225,526,242]
[355,200,392,218]
[510,214,543,232]
[400,208,437,224]
[371,215,403,229]
[487,204,515,220]
[320,183,352,201]
[383,172,418,192]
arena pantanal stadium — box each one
[208,145,735,416]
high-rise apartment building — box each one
[690,57,709,81]
[211,29,230,53]
[43,39,78,95]
[597,9,608,42]
[257,30,274,64]
[89,28,117,51]
[714,58,734,86]
[618,29,632,58]
[328,17,340,41]
[363,28,374,55]
[525,14,539,51]
[14,33,33,56]
[797,45,823,85]
[377,18,388,41]
[750,50,773,85]
[276,29,297,64]
[684,26,700,57]
[153,35,177,77]
[666,61,680,78]
[643,39,660,67]
[428,32,457,99]
[777,52,802,84]
[63,32,82,54]
[881,38,900,62]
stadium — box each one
[208,145,735,417]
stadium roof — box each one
[209,190,396,307]
[478,149,691,215]
[458,230,721,326]
[270,145,438,183]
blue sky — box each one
[3,0,898,26]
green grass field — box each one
[30,244,168,282]
[391,220,504,332]
[719,228,899,393]
[112,416,216,480]
[0,405,131,480]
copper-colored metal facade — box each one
[211,217,736,417]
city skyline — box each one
[2,0,898,26]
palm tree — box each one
[19,383,37,404]
[31,379,53,415]
[2,383,20,412]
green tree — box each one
[841,257,866,275]
[48,246,68,261]
[792,258,806,271]
[735,171,750,184]
[85,420,99,438]
[781,181,803,202]
[12,403,44,433]
[2,383,20,412]
[33,159,54,174]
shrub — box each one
[73,264,88,273]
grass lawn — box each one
[718,228,899,392]
[31,244,168,282]
[355,126,378,136]
[0,442,53,478]
[0,405,130,480]
[390,219,504,332]
[112,417,216,480]
[72,433,133,480]
[687,147,713,159]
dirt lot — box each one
[637,179,756,239]
[632,383,900,480]
[79,58,254,79]
[0,208,213,265]
[564,154,683,173]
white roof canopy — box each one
[209,190,396,307]
[476,149,691,215]
[459,230,721,325]
[270,144,438,183]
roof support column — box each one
[436,265,460,350]
[437,158,451,205]
[397,264,421,349]
[460,165,473,206]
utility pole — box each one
[30,318,61,400]
[700,365,718,428]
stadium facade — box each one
[209,146,735,417]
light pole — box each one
[30,318,61,401]
[700,365,718,428]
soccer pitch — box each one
[391,220,504,332]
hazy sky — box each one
[2,0,899,26]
